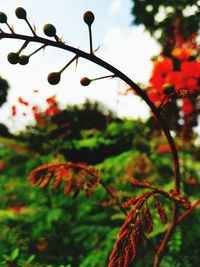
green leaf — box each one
[26,254,35,264]
[11,248,19,260]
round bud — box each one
[15,7,27,19]
[43,24,56,37]
[83,11,95,26]
[163,84,174,95]
[0,12,7,23]
[19,55,29,65]
[47,72,60,85]
[7,52,19,64]
[80,77,91,86]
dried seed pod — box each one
[19,55,29,65]
[154,197,167,224]
[141,207,153,234]
[83,11,95,26]
[7,52,19,64]
[80,77,91,86]
[47,72,61,85]
[43,24,56,37]
[15,7,27,19]
[0,12,7,23]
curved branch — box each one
[0,30,181,267]
[0,31,181,193]
[176,199,200,223]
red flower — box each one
[182,99,193,115]
[44,106,60,116]
[181,61,200,79]
[36,241,48,251]
[153,57,173,76]
[148,90,162,105]
[33,112,41,121]
[32,105,38,112]
[8,205,24,214]
[164,71,183,90]
[18,96,29,106]
[172,47,195,61]
[0,162,5,170]
[158,144,179,154]
[149,75,164,91]
[33,112,46,126]
[187,178,197,185]
[46,96,57,105]
[186,78,198,93]
[11,105,17,116]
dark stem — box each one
[25,18,37,36]
[0,31,182,267]
[0,31,180,190]
[6,22,14,33]
[176,199,200,223]
[29,44,46,57]
[158,95,168,110]
[153,203,178,267]
[18,40,29,54]
[88,25,93,54]
[92,74,115,81]
[100,180,127,216]
[59,55,78,74]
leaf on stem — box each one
[29,162,100,198]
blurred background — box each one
[0,1,199,266]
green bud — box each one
[19,55,29,65]
[7,52,19,64]
[47,72,60,85]
[15,7,27,19]
[83,11,95,26]
[163,84,174,95]
[0,12,7,23]
[43,24,56,37]
[80,77,91,86]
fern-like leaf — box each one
[29,162,100,198]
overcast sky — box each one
[0,0,161,131]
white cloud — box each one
[108,0,122,15]
[102,25,161,83]
[0,20,161,132]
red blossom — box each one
[46,96,57,105]
[36,241,48,251]
[187,178,197,185]
[182,99,193,115]
[44,106,60,116]
[18,96,29,106]
[32,105,38,112]
[8,205,24,214]
[11,105,17,116]
[0,162,5,170]
[172,47,195,61]
[33,112,47,126]
[164,71,183,90]
[181,61,200,79]
[153,57,173,76]
[158,144,179,154]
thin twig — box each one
[100,180,127,216]
[176,199,200,223]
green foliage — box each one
[0,100,199,266]
[131,0,200,46]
